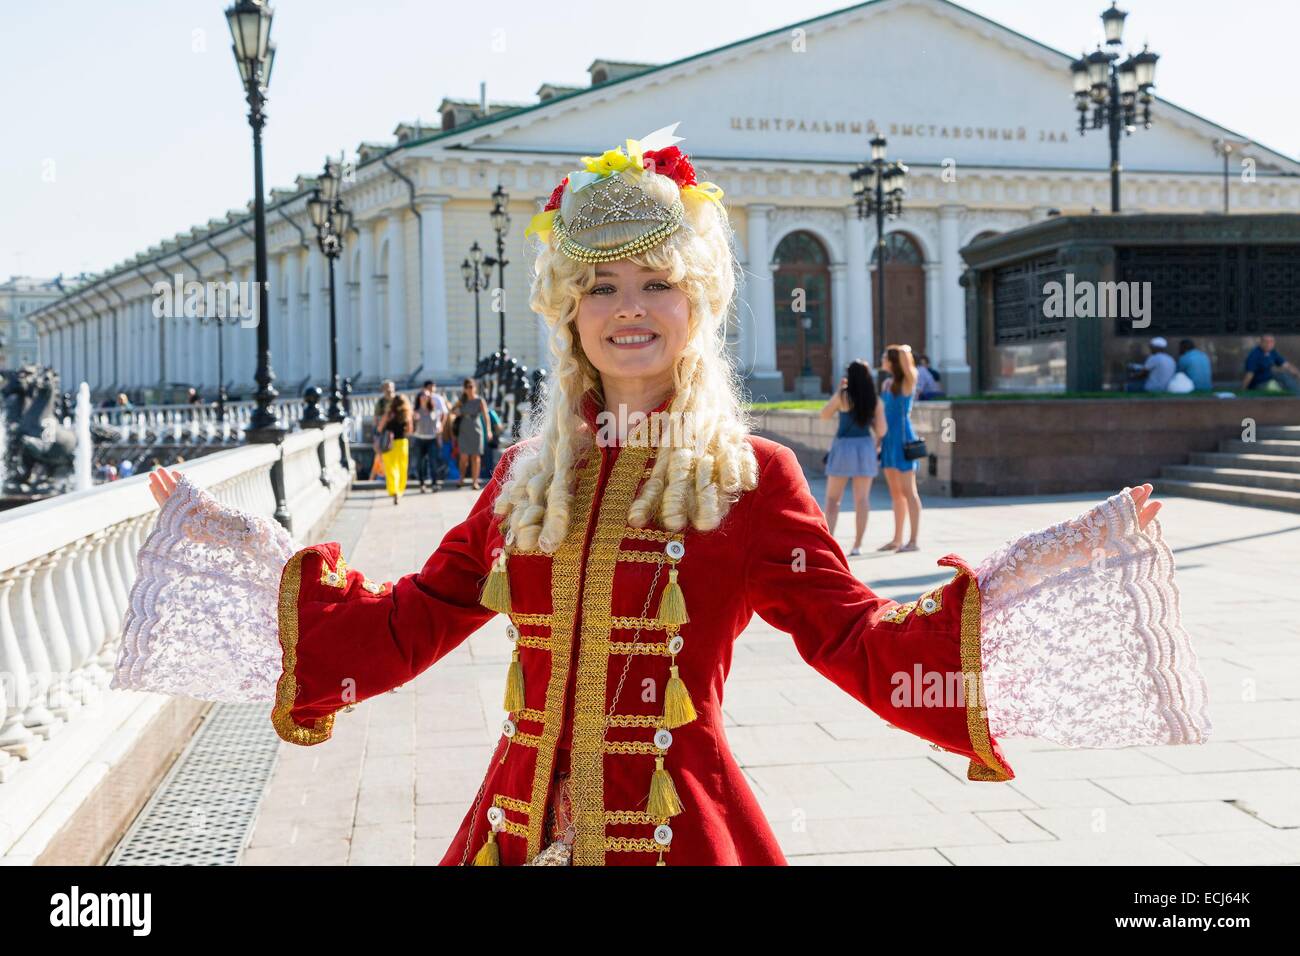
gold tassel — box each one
[656,567,688,626]
[503,648,525,712]
[648,754,684,818]
[472,828,500,866]
[663,664,697,729]
[480,552,512,613]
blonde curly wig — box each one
[493,166,759,553]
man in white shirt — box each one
[1127,336,1176,392]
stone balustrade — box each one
[0,422,350,863]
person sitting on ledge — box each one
[1125,336,1176,393]
[1243,334,1300,394]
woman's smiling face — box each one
[574,258,690,390]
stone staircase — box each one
[1158,424,1300,512]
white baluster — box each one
[0,573,39,760]
[12,564,61,737]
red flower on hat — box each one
[642,146,697,188]
[543,176,569,212]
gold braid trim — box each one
[510,613,553,627]
[512,733,542,750]
[608,714,664,728]
[957,569,1014,782]
[604,837,668,854]
[500,818,529,839]
[517,635,552,652]
[603,740,660,755]
[609,640,670,657]
[622,527,676,542]
[493,795,533,816]
[572,445,654,866]
[617,549,668,565]
[523,459,600,859]
[605,810,670,825]
[271,550,337,746]
[515,707,546,724]
[610,616,670,631]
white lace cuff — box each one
[975,489,1212,748]
[112,473,297,702]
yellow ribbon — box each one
[682,181,725,207]
[524,208,556,240]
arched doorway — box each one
[773,230,833,392]
[870,232,925,356]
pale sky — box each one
[3,0,1297,279]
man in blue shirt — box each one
[1176,339,1213,391]
[1243,334,1300,392]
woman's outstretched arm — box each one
[117,451,517,745]
[742,442,1211,782]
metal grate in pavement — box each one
[107,702,280,866]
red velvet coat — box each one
[270,398,1013,865]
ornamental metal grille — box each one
[1115,245,1300,336]
[992,254,1068,344]
[107,702,280,866]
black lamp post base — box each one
[245,422,289,445]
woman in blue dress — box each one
[878,344,922,552]
[819,359,887,555]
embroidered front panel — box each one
[523,458,600,858]
[570,444,654,866]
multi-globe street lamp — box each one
[1070,2,1159,213]
[482,185,511,357]
[307,159,352,426]
[461,241,491,361]
[225,0,284,444]
[226,0,290,530]
[851,135,907,358]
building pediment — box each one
[437,0,1297,178]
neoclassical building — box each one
[31,0,1300,400]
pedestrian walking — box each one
[377,392,413,505]
[819,359,886,556]
[370,380,396,480]
[878,344,924,552]
[455,378,493,491]
[412,382,445,492]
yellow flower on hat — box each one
[581,148,636,176]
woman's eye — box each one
[588,280,671,294]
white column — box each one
[924,262,942,367]
[384,213,407,379]
[307,245,325,382]
[358,223,377,382]
[938,204,971,394]
[417,196,450,379]
[267,253,284,391]
[745,204,778,379]
[844,207,872,366]
[281,249,301,384]
[830,262,847,388]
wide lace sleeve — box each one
[975,489,1212,748]
[112,472,298,703]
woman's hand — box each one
[1128,482,1161,531]
[148,467,183,508]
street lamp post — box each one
[851,136,907,357]
[197,308,232,426]
[226,0,290,529]
[307,159,353,475]
[307,159,351,426]
[226,0,284,442]
[461,242,490,361]
[1070,3,1159,214]
[482,185,511,357]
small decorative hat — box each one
[524,122,724,263]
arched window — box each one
[772,230,833,393]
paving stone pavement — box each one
[240,472,1300,866]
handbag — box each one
[902,438,927,461]
[378,429,394,453]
